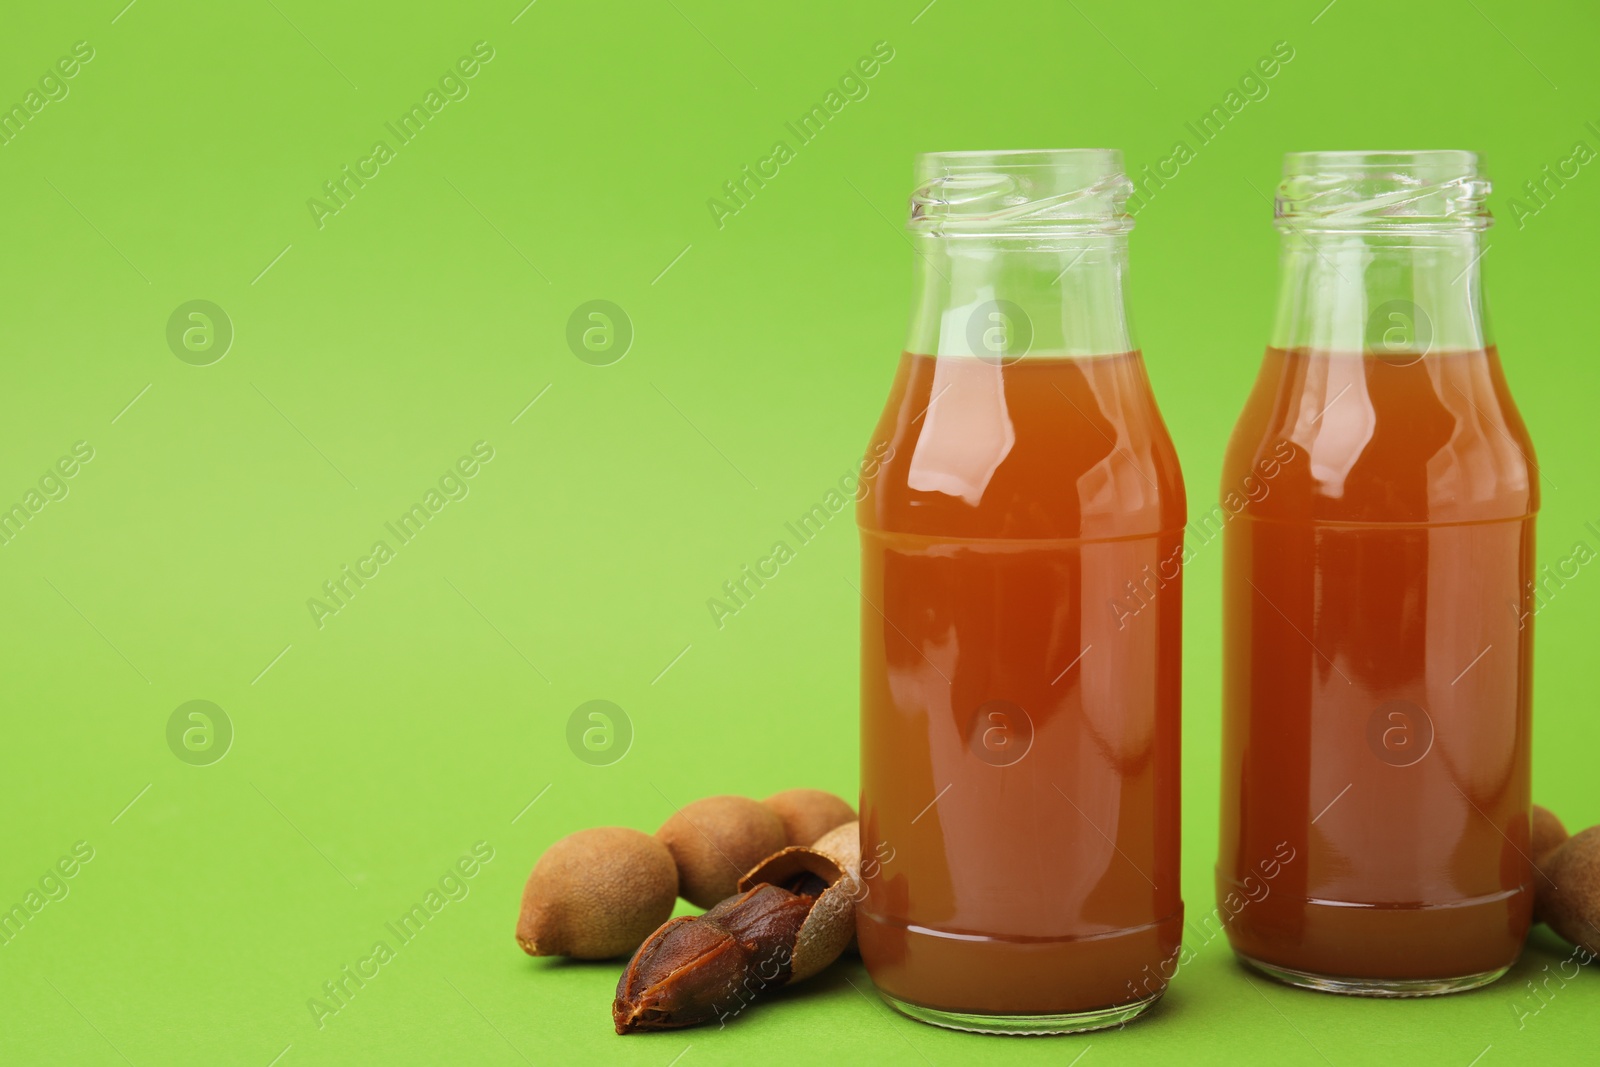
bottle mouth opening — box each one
[1276,150,1491,232]
[909,148,1135,237]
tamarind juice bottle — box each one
[1219,151,1538,994]
[857,150,1186,1033]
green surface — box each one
[1,0,1596,1064]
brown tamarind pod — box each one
[736,838,858,981]
[612,824,866,1034]
[1536,825,1600,955]
[516,827,678,959]
[656,796,788,909]
[1531,804,1569,867]
[612,883,814,1033]
[763,789,856,847]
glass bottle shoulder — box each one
[1221,347,1538,525]
[859,351,1187,540]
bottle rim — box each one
[915,147,1126,169]
[1282,149,1480,173]
[1276,149,1491,232]
[909,148,1135,237]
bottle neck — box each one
[1270,229,1490,355]
[904,236,1135,359]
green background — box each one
[1,0,1595,1063]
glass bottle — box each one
[1218,150,1538,994]
[856,149,1186,1034]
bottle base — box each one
[879,990,1162,1035]
[1237,952,1510,997]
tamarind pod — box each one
[612,883,813,1033]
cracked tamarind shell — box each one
[738,819,863,982]
[810,821,862,873]
[762,789,857,848]
[1532,804,1569,865]
[1536,825,1600,956]
[516,827,678,959]
[656,796,788,909]
[809,820,863,953]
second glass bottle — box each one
[1218,150,1537,995]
